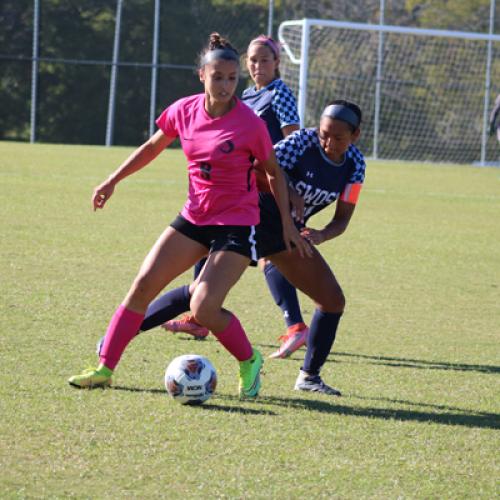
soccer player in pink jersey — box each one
[68,33,310,397]
[163,35,311,358]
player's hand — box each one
[282,220,313,258]
[289,187,305,223]
[92,180,116,211]
[300,227,326,246]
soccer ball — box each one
[164,354,217,405]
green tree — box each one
[0,0,269,145]
[405,0,494,32]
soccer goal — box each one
[278,19,500,164]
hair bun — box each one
[199,33,239,67]
[209,32,224,50]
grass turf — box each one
[1,141,499,498]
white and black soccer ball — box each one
[164,354,217,405]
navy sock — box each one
[302,309,342,375]
[193,258,207,280]
[139,285,191,332]
[263,262,303,327]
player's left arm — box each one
[301,163,364,246]
[300,199,357,245]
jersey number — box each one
[198,162,253,190]
[199,162,212,180]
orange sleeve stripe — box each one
[340,183,362,204]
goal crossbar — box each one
[278,18,500,164]
[279,19,500,65]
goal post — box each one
[278,19,500,164]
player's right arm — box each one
[259,151,312,258]
[92,130,176,211]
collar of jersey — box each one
[250,78,281,95]
[202,96,239,120]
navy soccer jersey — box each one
[262,128,366,222]
[241,78,300,144]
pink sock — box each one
[99,305,145,370]
[212,314,253,362]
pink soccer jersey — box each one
[156,94,273,226]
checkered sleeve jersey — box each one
[270,79,300,128]
[241,78,299,144]
[274,128,366,221]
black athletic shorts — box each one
[170,214,258,261]
[256,192,304,259]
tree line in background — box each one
[0,0,497,145]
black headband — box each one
[322,104,360,129]
[201,48,240,66]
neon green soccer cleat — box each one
[238,349,263,398]
[68,364,113,389]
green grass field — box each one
[1,141,499,498]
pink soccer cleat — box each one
[268,323,309,359]
[161,315,209,339]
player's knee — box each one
[190,293,218,326]
[335,289,346,312]
[188,281,197,295]
[319,285,345,313]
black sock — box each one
[139,285,191,332]
[193,258,207,280]
[302,309,342,375]
[263,262,304,327]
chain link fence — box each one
[1,0,499,160]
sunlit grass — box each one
[1,141,499,498]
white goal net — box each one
[278,19,500,164]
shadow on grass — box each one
[331,351,500,375]
[215,393,500,430]
[349,394,495,415]
[111,385,276,415]
[112,385,169,395]
[200,402,276,415]
[253,345,500,376]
